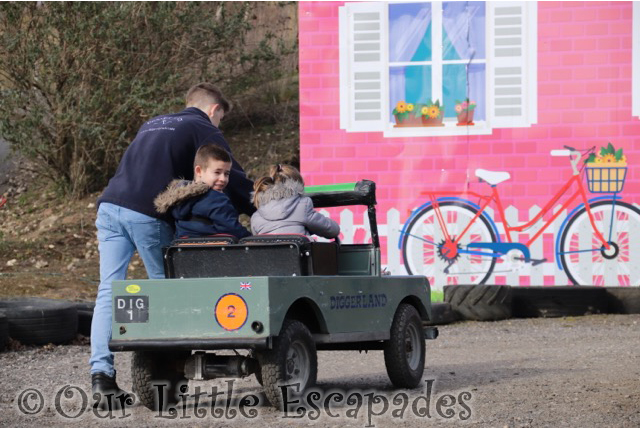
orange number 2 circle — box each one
[214,293,248,331]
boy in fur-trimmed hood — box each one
[154,145,250,239]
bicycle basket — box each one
[585,166,627,193]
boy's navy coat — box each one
[154,180,250,239]
[98,107,254,221]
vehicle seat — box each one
[240,234,338,276]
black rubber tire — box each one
[511,286,607,318]
[255,366,264,386]
[74,301,94,337]
[249,350,263,385]
[0,312,8,351]
[606,287,640,314]
[0,298,78,345]
[444,285,512,321]
[256,319,317,409]
[132,351,190,411]
[424,302,458,326]
[384,304,425,388]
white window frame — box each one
[339,1,538,138]
[633,2,640,118]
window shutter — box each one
[339,2,387,132]
[487,2,537,128]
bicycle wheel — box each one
[559,200,640,286]
[401,202,498,287]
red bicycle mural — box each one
[400,146,640,287]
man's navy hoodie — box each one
[98,107,254,221]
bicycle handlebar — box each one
[550,146,581,176]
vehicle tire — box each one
[75,301,94,337]
[511,286,607,318]
[384,303,425,388]
[559,200,640,286]
[0,298,78,345]
[0,312,8,352]
[132,350,190,411]
[250,350,264,385]
[255,366,264,386]
[256,319,317,409]
[444,285,512,321]
[402,202,497,288]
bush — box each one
[0,2,296,197]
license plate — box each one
[114,296,149,323]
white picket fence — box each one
[320,205,589,290]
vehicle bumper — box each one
[109,337,270,352]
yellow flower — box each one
[421,106,429,116]
[603,154,616,163]
[427,106,440,119]
[595,156,603,164]
[396,101,406,114]
[621,155,627,163]
[406,103,414,112]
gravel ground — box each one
[1,314,639,427]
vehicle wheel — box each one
[132,351,190,411]
[384,303,425,388]
[444,285,512,321]
[256,320,317,409]
[255,366,264,386]
[402,202,497,288]
[74,301,94,337]
[0,312,8,351]
[0,298,78,345]
[250,350,263,386]
[559,200,640,286]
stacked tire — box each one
[0,312,8,351]
[444,285,512,321]
[74,300,95,337]
[0,298,78,346]
[511,286,607,318]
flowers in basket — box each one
[585,142,628,193]
[454,98,476,125]
[585,142,627,166]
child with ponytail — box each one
[251,164,340,238]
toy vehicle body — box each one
[109,180,437,410]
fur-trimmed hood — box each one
[154,179,210,214]
[254,180,304,209]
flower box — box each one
[393,100,444,128]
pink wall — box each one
[299,1,639,218]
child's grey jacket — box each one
[250,181,340,238]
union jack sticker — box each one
[240,282,252,290]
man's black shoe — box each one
[91,373,134,410]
